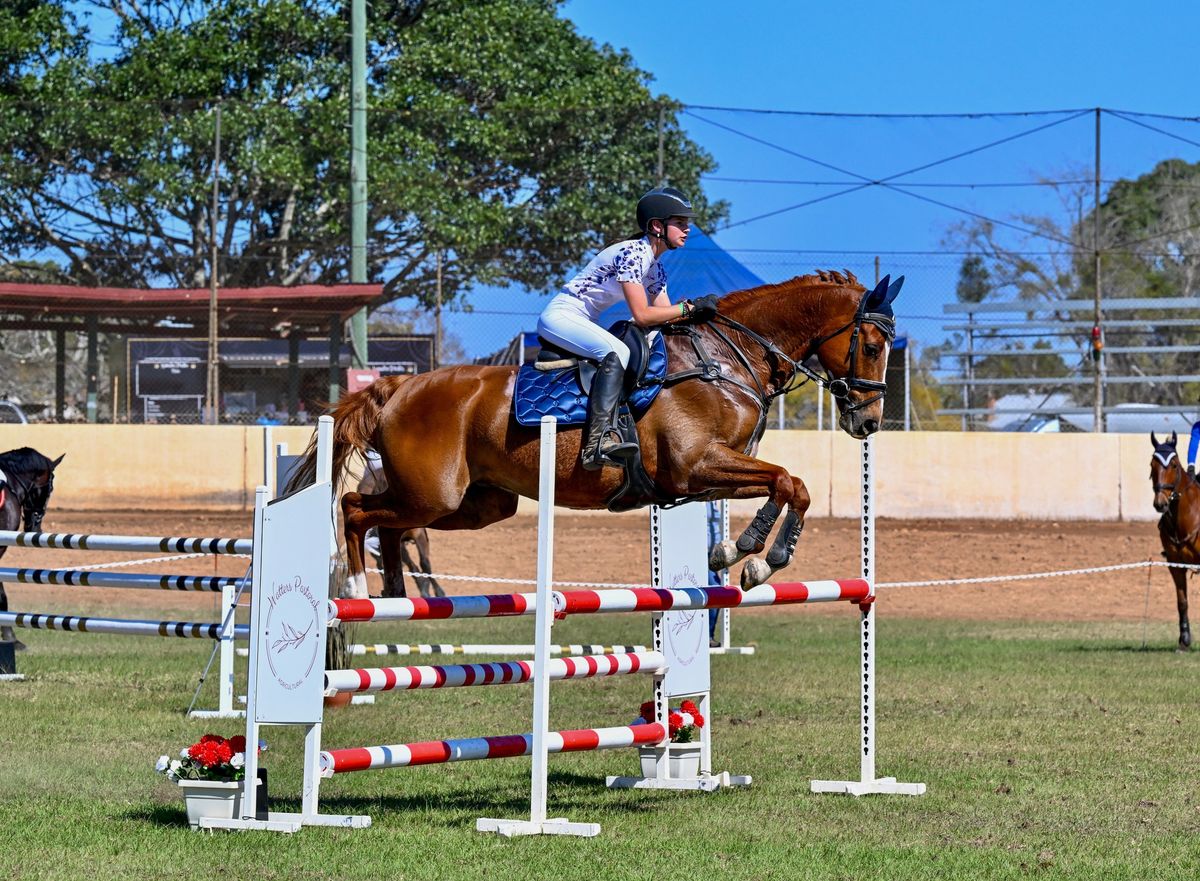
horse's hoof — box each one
[709,540,740,570]
[740,558,772,590]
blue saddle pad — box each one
[513,332,668,427]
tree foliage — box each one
[0,0,726,308]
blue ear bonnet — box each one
[855,274,903,339]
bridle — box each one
[0,464,53,531]
[1154,449,1184,506]
[651,289,895,447]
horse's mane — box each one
[719,269,865,310]
[0,447,52,475]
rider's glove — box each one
[682,293,719,323]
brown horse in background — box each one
[357,464,446,600]
[1151,432,1200,650]
[288,270,902,599]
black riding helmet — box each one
[637,187,695,237]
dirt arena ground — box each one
[1,510,1181,627]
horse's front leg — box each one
[687,446,798,589]
[0,581,23,650]
[378,527,409,599]
[1171,563,1190,651]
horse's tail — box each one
[283,376,411,496]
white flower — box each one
[230,753,245,769]
[179,747,191,759]
[679,712,695,727]
[155,755,170,773]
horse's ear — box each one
[864,275,890,309]
[1152,432,1160,447]
[51,454,64,470]
[885,275,905,304]
[1172,431,1178,446]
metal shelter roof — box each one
[0,282,382,336]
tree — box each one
[0,0,726,311]
[944,161,1200,409]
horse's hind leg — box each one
[341,490,449,600]
[377,527,409,599]
[1171,563,1190,651]
[409,530,445,598]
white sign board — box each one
[251,481,331,724]
[653,503,711,698]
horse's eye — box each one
[864,344,881,358]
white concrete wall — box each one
[0,425,1163,520]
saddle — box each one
[513,321,667,512]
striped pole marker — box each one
[553,579,870,616]
[0,567,247,593]
[320,722,666,776]
[325,651,665,694]
[346,643,651,657]
[330,592,537,623]
[0,531,252,556]
[0,611,250,640]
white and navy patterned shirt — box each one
[559,237,666,319]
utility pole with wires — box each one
[205,105,222,426]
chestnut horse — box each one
[288,270,901,599]
[1150,431,1200,650]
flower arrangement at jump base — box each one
[635,698,706,742]
[155,734,264,829]
[155,733,256,782]
[633,699,706,778]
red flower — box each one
[692,712,705,729]
[680,699,699,715]
[229,735,247,754]
[639,701,655,721]
[668,711,684,737]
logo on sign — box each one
[667,565,705,667]
[263,575,322,690]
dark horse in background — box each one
[1150,432,1200,651]
[357,465,446,599]
[0,448,64,648]
[288,270,901,599]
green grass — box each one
[4,608,1200,880]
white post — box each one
[811,436,925,797]
[904,345,911,432]
[529,416,556,824]
[239,485,270,822]
[817,385,823,431]
[263,425,274,490]
[477,417,598,836]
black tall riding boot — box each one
[581,352,639,471]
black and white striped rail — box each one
[0,567,248,592]
[0,611,250,640]
[0,531,252,556]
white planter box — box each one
[638,742,703,779]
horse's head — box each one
[1151,432,1184,514]
[808,273,903,439]
[17,451,64,532]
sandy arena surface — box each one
[0,510,1181,626]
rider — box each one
[1188,414,1200,479]
[536,187,718,470]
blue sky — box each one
[534,1,1200,358]
[62,2,1200,358]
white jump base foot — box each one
[709,645,755,656]
[606,771,751,792]
[201,811,372,833]
[350,694,375,706]
[188,709,245,719]
[476,816,600,837]
[811,777,926,796]
[0,673,25,681]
